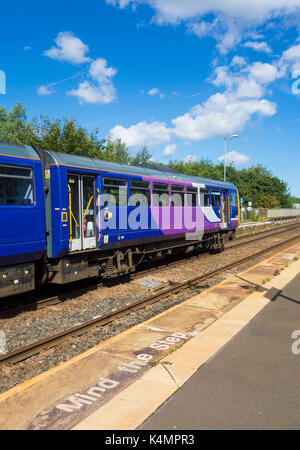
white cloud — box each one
[109,56,280,147]
[44,31,91,64]
[148,87,165,98]
[43,33,118,105]
[280,42,300,77]
[231,56,247,67]
[212,61,280,97]
[68,80,116,104]
[244,41,272,53]
[185,155,197,163]
[107,0,300,52]
[218,150,250,167]
[172,94,276,141]
[37,85,53,95]
[24,46,32,51]
[107,0,300,23]
[163,143,177,156]
[90,58,117,82]
[110,121,172,148]
[248,61,279,83]
[68,57,117,104]
[171,59,278,141]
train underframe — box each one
[47,229,235,284]
[0,229,235,298]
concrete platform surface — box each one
[0,242,299,430]
[140,271,300,429]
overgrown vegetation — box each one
[0,102,296,208]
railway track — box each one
[1,221,300,319]
[0,231,299,368]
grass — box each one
[262,277,271,285]
[247,286,256,295]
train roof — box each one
[0,142,237,189]
[0,141,39,160]
[46,149,237,189]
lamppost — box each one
[224,134,239,182]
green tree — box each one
[0,102,36,144]
[130,146,153,165]
[0,103,295,208]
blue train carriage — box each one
[38,147,240,285]
[0,142,46,297]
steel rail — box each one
[1,222,300,318]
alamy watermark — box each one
[0,331,6,354]
[291,330,300,354]
[291,71,300,95]
[0,70,6,95]
[91,190,205,241]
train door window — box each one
[171,185,185,207]
[186,187,198,207]
[200,189,211,207]
[211,191,221,207]
[68,175,81,241]
[82,176,95,238]
[230,191,238,206]
[0,164,34,205]
[130,180,150,206]
[152,183,169,206]
[103,178,127,207]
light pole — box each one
[224,134,238,182]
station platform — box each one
[0,242,300,430]
[140,266,300,430]
[236,221,273,236]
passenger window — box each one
[0,164,34,205]
[211,191,221,207]
[103,178,127,207]
[130,180,150,206]
[200,189,211,207]
[171,185,185,207]
[230,191,238,206]
[186,187,198,207]
[152,182,169,207]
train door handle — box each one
[104,210,110,220]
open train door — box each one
[68,174,97,251]
[220,190,228,229]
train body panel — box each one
[0,143,46,267]
[44,149,239,259]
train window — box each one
[103,178,127,207]
[152,182,169,207]
[186,187,198,207]
[211,191,221,207]
[130,180,150,206]
[200,189,211,207]
[230,191,238,206]
[171,185,185,207]
[0,164,34,205]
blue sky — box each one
[1,0,300,196]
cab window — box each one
[230,191,238,206]
[211,191,221,207]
